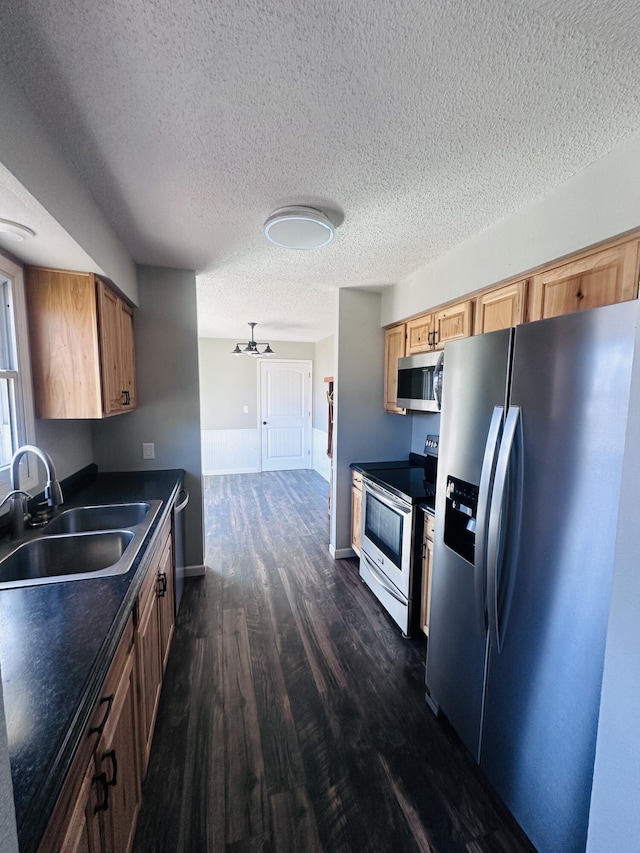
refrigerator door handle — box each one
[487,405,523,652]
[474,406,504,635]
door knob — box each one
[262,421,267,425]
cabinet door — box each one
[474,280,528,335]
[58,757,102,853]
[433,300,473,349]
[529,240,640,321]
[97,282,125,416]
[351,477,362,557]
[25,268,103,419]
[157,536,175,673]
[136,582,163,778]
[406,313,434,354]
[119,300,137,410]
[420,515,435,637]
[384,324,406,414]
[97,648,141,853]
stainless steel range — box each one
[352,440,438,637]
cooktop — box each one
[353,451,437,510]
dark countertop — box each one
[0,467,184,853]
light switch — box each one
[142,442,155,459]
[243,405,249,413]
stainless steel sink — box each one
[44,502,152,535]
[0,498,163,589]
[0,531,134,587]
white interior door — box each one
[260,360,311,471]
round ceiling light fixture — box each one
[264,206,335,250]
[0,219,36,241]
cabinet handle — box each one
[103,749,118,788]
[427,331,433,346]
[122,390,130,406]
[432,330,438,346]
[89,694,114,737]
[157,572,167,598]
[93,772,110,813]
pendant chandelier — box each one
[230,322,275,357]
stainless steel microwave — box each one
[397,351,444,412]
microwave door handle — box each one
[434,352,444,410]
[487,405,522,653]
[364,480,412,515]
[474,406,504,636]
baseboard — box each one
[202,467,260,476]
[184,564,206,577]
[331,546,357,560]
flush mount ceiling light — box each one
[0,219,36,241]
[264,206,335,250]
[230,322,275,357]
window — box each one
[0,254,36,497]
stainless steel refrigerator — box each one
[425,301,636,853]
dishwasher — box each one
[173,487,189,612]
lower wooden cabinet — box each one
[38,616,139,853]
[39,514,176,853]
[351,471,363,557]
[420,512,435,637]
[136,517,174,778]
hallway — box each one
[133,470,534,852]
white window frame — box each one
[0,253,37,499]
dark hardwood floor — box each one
[133,470,535,853]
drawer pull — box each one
[104,749,118,788]
[93,772,110,813]
[89,694,114,737]
[157,572,167,598]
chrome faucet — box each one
[8,445,63,540]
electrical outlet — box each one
[243,405,249,413]
[142,442,155,460]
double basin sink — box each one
[0,500,162,590]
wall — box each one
[199,338,314,429]
[0,63,137,302]
[198,337,332,476]
[383,134,640,326]
[92,266,204,569]
[331,289,412,558]
[586,298,640,851]
[33,420,94,483]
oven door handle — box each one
[361,551,408,604]
[363,479,412,515]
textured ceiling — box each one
[0,0,639,341]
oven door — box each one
[360,478,413,598]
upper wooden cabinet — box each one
[432,299,473,349]
[384,323,406,414]
[528,240,640,321]
[474,280,528,335]
[25,267,137,418]
[406,314,434,354]
[406,299,473,353]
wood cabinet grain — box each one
[384,324,406,414]
[474,280,528,334]
[25,267,136,418]
[529,240,640,321]
[351,471,363,557]
[420,512,435,637]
